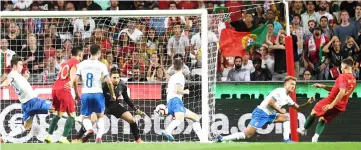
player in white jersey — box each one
[67,44,116,143]
[161,59,206,142]
[0,56,52,140]
[217,76,315,142]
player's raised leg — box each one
[162,97,187,141]
[184,109,206,142]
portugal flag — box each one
[220,23,268,57]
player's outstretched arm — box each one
[104,76,116,101]
[268,98,286,114]
[121,84,146,117]
[0,77,12,88]
[312,83,332,91]
[291,97,315,111]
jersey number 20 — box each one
[86,73,93,88]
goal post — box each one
[0,9,218,143]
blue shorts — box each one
[22,97,52,121]
[248,107,277,128]
[81,93,105,116]
[167,97,186,116]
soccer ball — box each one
[155,104,168,116]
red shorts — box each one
[314,100,341,123]
[51,89,76,113]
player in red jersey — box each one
[45,47,83,144]
[298,59,356,142]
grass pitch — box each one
[1,142,360,150]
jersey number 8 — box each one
[86,73,93,88]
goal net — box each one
[0,10,226,143]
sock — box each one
[315,120,326,135]
[74,125,87,139]
[8,125,25,137]
[96,117,105,139]
[222,132,246,141]
[62,117,75,137]
[304,115,316,129]
[283,121,291,140]
[82,118,92,131]
[312,134,320,142]
[48,115,60,135]
[130,122,140,140]
[165,120,182,134]
[192,122,205,141]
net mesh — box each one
[0,12,227,143]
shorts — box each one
[81,93,105,116]
[22,97,52,121]
[314,100,341,123]
[167,97,186,116]
[248,107,277,128]
[105,103,128,118]
[52,89,76,112]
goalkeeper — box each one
[73,68,145,143]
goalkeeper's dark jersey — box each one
[102,81,135,109]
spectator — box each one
[303,69,312,81]
[265,22,277,45]
[259,45,274,73]
[62,39,73,57]
[5,22,23,54]
[241,54,255,73]
[30,0,55,11]
[289,0,305,23]
[146,28,158,55]
[43,37,56,60]
[304,26,330,80]
[269,30,287,81]
[334,10,358,45]
[147,53,161,77]
[122,51,145,76]
[106,0,120,25]
[254,4,267,26]
[230,11,256,32]
[164,2,187,30]
[73,15,96,39]
[316,1,334,24]
[167,22,190,63]
[350,4,361,34]
[127,65,147,82]
[55,0,66,11]
[301,1,319,30]
[94,0,110,10]
[342,36,360,61]
[322,36,348,79]
[21,34,45,81]
[1,0,13,11]
[167,54,190,76]
[227,56,250,81]
[73,31,84,47]
[305,20,317,39]
[13,0,31,10]
[266,9,283,36]
[206,1,214,14]
[47,24,62,49]
[292,14,306,41]
[149,66,169,82]
[119,18,143,43]
[250,58,272,81]
[0,38,16,79]
[83,0,102,10]
[320,16,334,38]
[117,32,135,61]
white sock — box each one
[312,134,319,142]
[8,125,25,137]
[82,118,93,131]
[283,121,291,140]
[96,117,105,139]
[192,122,205,141]
[223,132,246,141]
[165,120,182,134]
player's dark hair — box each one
[173,59,183,71]
[110,67,120,76]
[90,44,100,55]
[341,58,353,67]
[71,46,83,56]
[10,55,22,67]
[284,76,297,83]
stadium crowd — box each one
[1,0,361,83]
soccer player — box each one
[161,59,206,142]
[67,44,116,143]
[72,68,145,143]
[297,59,356,142]
[217,76,315,142]
[0,56,52,138]
[44,47,83,144]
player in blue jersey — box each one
[67,44,116,143]
[217,76,315,142]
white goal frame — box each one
[1,9,210,142]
